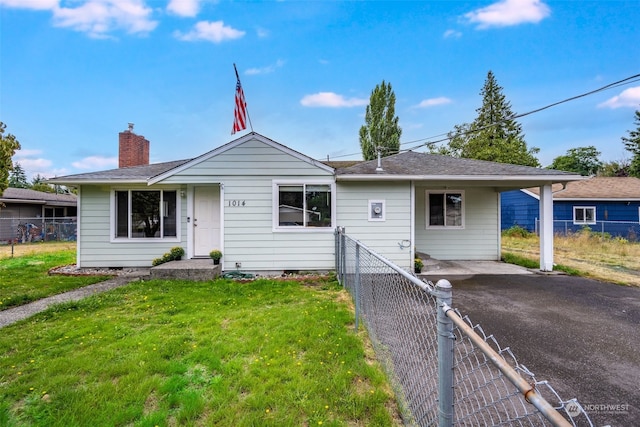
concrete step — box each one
[150,259,221,281]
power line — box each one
[323,73,640,160]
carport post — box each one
[539,184,554,271]
[436,279,454,427]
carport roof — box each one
[335,151,581,186]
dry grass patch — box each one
[502,228,640,286]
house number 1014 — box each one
[228,200,246,207]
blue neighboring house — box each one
[501,177,640,239]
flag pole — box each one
[234,63,253,132]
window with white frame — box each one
[114,190,178,239]
[426,190,464,228]
[573,206,596,225]
[274,182,333,228]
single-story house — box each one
[501,177,640,238]
[0,187,77,242]
[48,132,581,272]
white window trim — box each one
[573,206,596,225]
[272,180,336,232]
[426,190,465,229]
[110,188,181,243]
[368,199,386,222]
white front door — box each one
[194,186,221,257]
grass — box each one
[502,227,640,286]
[0,249,111,311]
[0,266,399,426]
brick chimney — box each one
[118,123,150,168]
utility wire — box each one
[323,72,640,160]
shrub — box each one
[152,247,185,266]
[170,246,185,259]
[502,225,533,238]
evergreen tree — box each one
[443,71,539,167]
[547,146,602,176]
[9,162,29,188]
[359,80,401,161]
[622,109,640,178]
[0,122,21,196]
[32,174,56,193]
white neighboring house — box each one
[48,132,581,272]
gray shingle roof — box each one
[335,151,574,177]
[47,159,192,183]
[0,187,77,204]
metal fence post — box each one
[354,243,361,331]
[436,279,454,427]
[335,228,341,285]
[340,228,346,286]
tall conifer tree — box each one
[444,71,540,167]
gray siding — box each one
[172,138,335,271]
[78,184,186,268]
[336,181,412,269]
[415,186,500,260]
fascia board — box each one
[336,174,583,182]
[46,179,149,185]
[555,197,640,202]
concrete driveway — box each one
[423,271,640,426]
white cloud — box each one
[598,86,640,109]
[256,27,270,38]
[174,20,245,43]
[443,29,462,39]
[52,0,158,38]
[300,92,368,108]
[414,97,453,109]
[15,157,52,171]
[13,148,43,158]
[72,155,118,170]
[167,0,200,17]
[245,59,285,75]
[465,0,550,29]
[0,0,58,10]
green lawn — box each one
[0,250,111,311]
[0,274,399,426]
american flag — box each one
[232,71,247,135]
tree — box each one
[441,71,540,167]
[547,146,602,176]
[622,109,640,178]
[598,159,630,177]
[0,122,21,196]
[359,80,401,161]
[9,162,29,188]
[32,174,56,193]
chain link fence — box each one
[0,217,77,244]
[335,227,593,426]
[534,219,640,241]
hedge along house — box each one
[48,132,581,272]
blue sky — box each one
[1,0,639,180]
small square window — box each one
[573,206,596,225]
[369,200,385,221]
